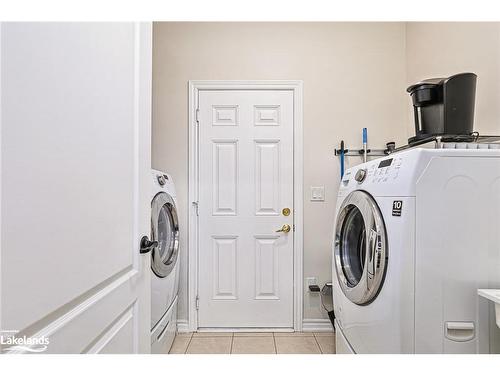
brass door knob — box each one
[276,224,291,233]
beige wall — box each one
[153,22,500,326]
[152,22,409,324]
[406,22,500,136]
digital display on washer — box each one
[378,158,393,168]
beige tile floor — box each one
[169,331,335,354]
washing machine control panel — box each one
[340,156,404,191]
[365,156,403,184]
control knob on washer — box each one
[157,174,166,186]
[355,168,367,183]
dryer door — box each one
[334,190,388,305]
[151,192,180,278]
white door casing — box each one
[0,23,152,353]
[188,81,303,331]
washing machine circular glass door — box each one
[334,190,387,305]
[151,192,180,278]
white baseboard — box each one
[196,327,294,333]
[302,318,334,332]
[177,319,190,333]
[177,318,333,333]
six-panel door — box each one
[198,90,294,328]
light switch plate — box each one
[310,186,325,201]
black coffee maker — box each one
[407,72,477,144]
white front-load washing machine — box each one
[150,170,180,354]
[332,147,500,353]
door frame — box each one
[187,80,304,332]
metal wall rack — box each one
[333,147,392,158]
[335,133,500,159]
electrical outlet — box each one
[306,277,318,287]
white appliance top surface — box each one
[338,147,500,198]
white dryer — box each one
[332,147,500,353]
[150,170,180,354]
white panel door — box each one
[198,90,294,328]
[0,23,152,353]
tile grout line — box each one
[229,332,234,354]
[272,332,277,354]
[312,333,323,354]
[184,332,194,354]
